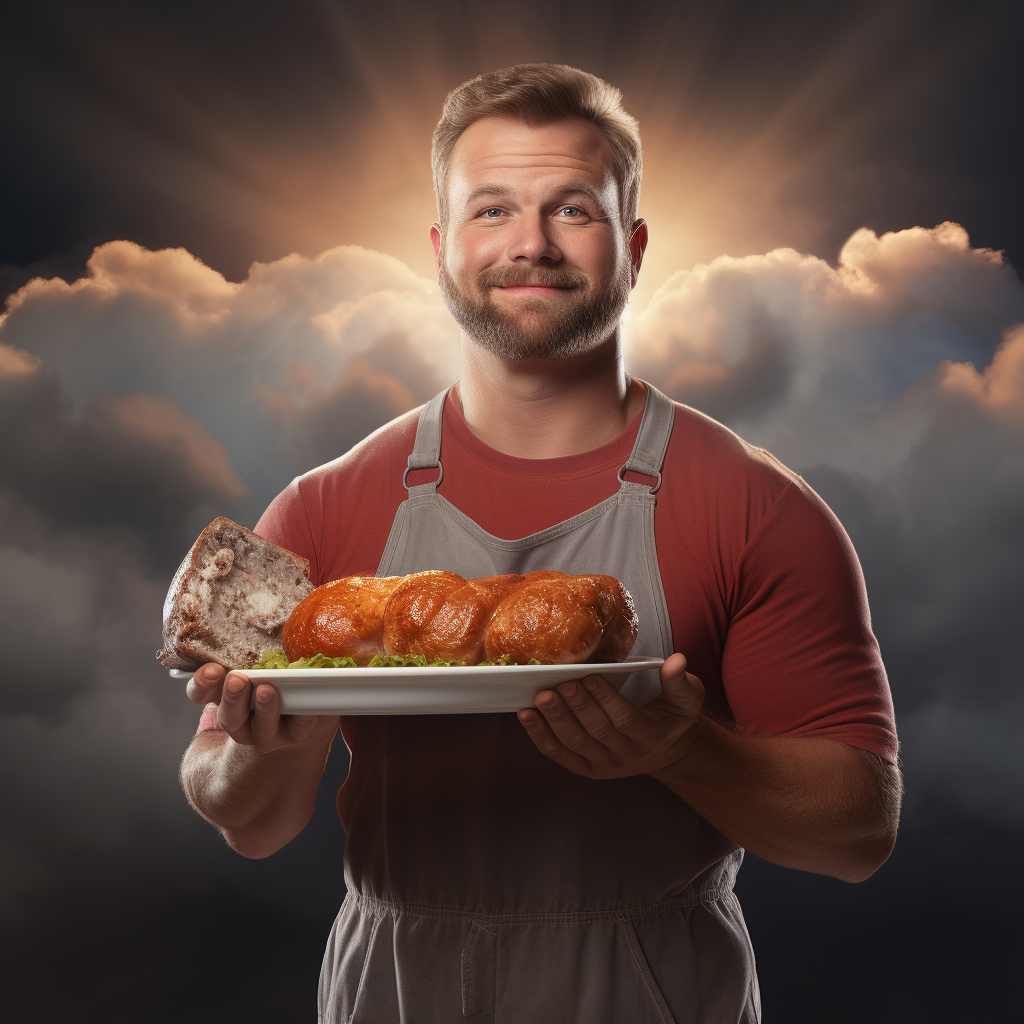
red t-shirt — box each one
[255,387,898,763]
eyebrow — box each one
[464,181,609,214]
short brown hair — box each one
[432,63,642,235]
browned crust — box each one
[282,570,639,666]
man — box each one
[181,64,900,1023]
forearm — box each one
[650,717,901,883]
[180,728,336,858]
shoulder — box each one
[662,400,801,533]
[654,397,858,593]
[668,402,797,486]
[669,408,865,606]
[255,405,423,581]
[294,404,423,502]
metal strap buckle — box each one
[617,464,662,494]
[403,460,444,491]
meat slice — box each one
[156,517,315,671]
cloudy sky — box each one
[2,1,1022,1020]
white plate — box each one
[169,656,664,715]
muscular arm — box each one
[520,656,902,884]
[179,665,340,859]
[649,716,901,882]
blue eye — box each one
[481,208,503,218]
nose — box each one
[506,212,562,264]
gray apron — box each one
[320,382,760,1023]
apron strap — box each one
[403,388,449,494]
[405,381,675,496]
[617,381,675,495]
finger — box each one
[531,688,608,757]
[660,653,687,681]
[554,678,632,751]
[217,672,253,736]
[281,712,330,745]
[655,654,705,715]
[517,704,593,774]
[187,662,226,706]
[249,683,283,748]
[574,674,644,734]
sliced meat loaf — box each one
[157,517,315,671]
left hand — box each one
[518,653,705,779]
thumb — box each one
[657,653,704,714]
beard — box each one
[438,249,633,360]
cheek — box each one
[557,229,621,277]
[448,231,507,276]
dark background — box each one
[2,1,1022,1020]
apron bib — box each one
[320,382,760,1023]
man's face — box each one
[432,116,640,360]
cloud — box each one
[627,223,1024,447]
[1,240,460,511]
[0,341,248,568]
[627,223,1024,825]
[259,340,446,472]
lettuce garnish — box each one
[251,649,543,669]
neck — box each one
[454,330,646,458]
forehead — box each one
[448,115,617,205]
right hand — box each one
[187,662,340,753]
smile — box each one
[494,285,575,296]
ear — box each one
[629,219,648,288]
[430,223,443,278]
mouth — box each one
[493,284,576,297]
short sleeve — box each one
[721,477,898,763]
[254,478,321,583]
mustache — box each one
[477,267,590,289]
